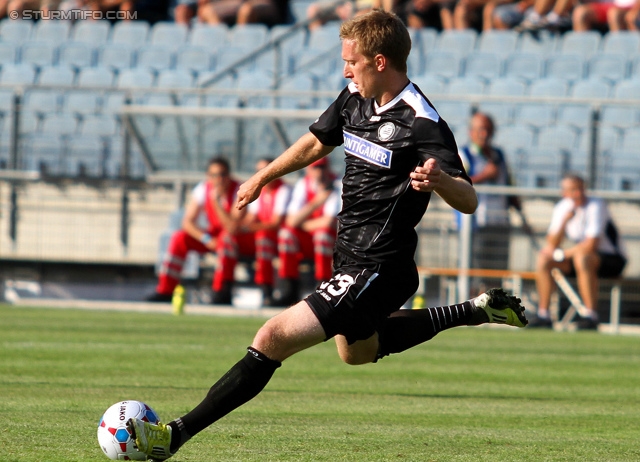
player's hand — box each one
[410,158,441,192]
[236,177,262,210]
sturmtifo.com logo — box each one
[10,9,138,20]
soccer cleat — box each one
[145,292,173,303]
[472,288,528,328]
[126,418,173,461]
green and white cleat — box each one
[126,417,173,461]
[473,288,528,328]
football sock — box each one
[377,301,475,359]
[172,347,281,451]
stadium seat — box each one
[38,66,76,86]
[407,48,424,77]
[116,68,155,89]
[431,100,472,127]
[412,75,447,95]
[20,41,58,68]
[77,66,115,88]
[603,150,640,190]
[188,23,228,48]
[477,30,518,56]
[149,22,188,52]
[41,113,78,135]
[98,43,135,71]
[277,72,315,109]
[488,77,527,96]
[0,42,19,64]
[493,123,536,152]
[421,50,463,81]
[0,89,14,117]
[577,125,619,155]
[23,133,65,173]
[1,63,36,85]
[216,46,258,73]
[556,103,592,130]
[195,73,238,107]
[462,52,502,82]
[157,69,194,89]
[530,77,569,97]
[32,20,70,44]
[70,20,111,45]
[517,30,556,54]
[58,42,95,69]
[600,80,640,129]
[482,78,527,127]
[514,78,567,128]
[557,31,601,58]
[418,27,438,55]
[586,53,628,84]
[81,115,119,136]
[293,46,339,78]
[0,19,33,43]
[23,88,61,115]
[228,24,269,49]
[175,46,214,75]
[64,134,107,176]
[447,76,485,95]
[601,31,640,55]
[236,70,274,108]
[111,21,150,46]
[613,77,640,99]
[544,53,585,81]
[436,29,477,54]
[63,91,102,116]
[269,24,307,55]
[135,45,174,73]
[571,78,611,99]
[537,125,579,151]
[502,52,544,82]
[520,148,567,188]
[620,127,640,152]
[307,22,341,50]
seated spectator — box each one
[222,157,292,306]
[191,0,289,26]
[624,0,640,29]
[274,157,340,306]
[513,0,573,31]
[485,0,534,30]
[146,157,249,305]
[402,0,456,30]
[452,0,494,29]
[572,0,635,31]
[307,0,380,31]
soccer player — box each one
[128,10,528,460]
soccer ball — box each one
[97,400,161,460]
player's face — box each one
[561,178,586,206]
[342,39,381,100]
[206,163,229,190]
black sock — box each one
[377,301,475,359]
[170,347,281,452]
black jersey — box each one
[309,81,470,263]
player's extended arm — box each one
[181,198,214,249]
[237,133,334,210]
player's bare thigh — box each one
[334,333,379,365]
[252,300,327,362]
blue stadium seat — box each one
[613,78,640,99]
[418,27,438,55]
[602,150,640,190]
[462,52,502,82]
[502,52,544,82]
[421,50,463,81]
[557,31,601,58]
[431,100,472,127]
[0,19,33,43]
[601,31,640,55]
[537,125,579,151]
[1,63,36,85]
[157,69,194,89]
[175,46,214,75]
[195,73,238,107]
[64,134,107,176]
[0,42,19,64]
[412,75,447,95]
[77,66,115,88]
[514,78,567,128]
[135,45,174,73]
[63,90,102,116]
[293,46,339,78]
[150,22,188,52]
[571,78,611,99]
[520,148,567,188]
[556,103,591,130]
[188,24,228,48]
[269,24,307,55]
[228,24,269,49]
[0,89,14,117]
[20,41,58,68]
[81,115,119,136]
[98,43,135,71]
[215,46,257,73]
[58,42,95,69]
[620,127,640,152]
[482,78,527,126]
[407,48,424,77]
[488,77,527,96]
[38,66,76,86]
[544,53,585,81]
[23,88,61,115]
[70,20,111,45]
[530,77,569,97]
[33,20,70,44]
[307,22,341,50]
[236,70,274,108]
[600,80,640,130]
[436,29,477,54]
[493,123,536,152]
[277,72,315,109]
[116,68,155,89]
[24,133,65,173]
[41,113,78,135]
[577,125,619,154]
[477,30,518,56]
[111,21,149,46]
[517,30,556,54]
[586,53,628,83]
[448,76,485,95]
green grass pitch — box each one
[1,304,639,462]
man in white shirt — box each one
[533,174,627,329]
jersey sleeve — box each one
[286,179,307,214]
[309,86,352,147]
[191,181,207,206]
[548,199,570,235]
[274,183,292,216]
[414,118,471,184]
[583,200,607,239]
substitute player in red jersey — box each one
[275,156,340,305]
[129,11,527,459]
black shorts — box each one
[566,252,627,278]
[305,251,419,345]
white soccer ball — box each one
[97,400,161,460]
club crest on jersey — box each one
[377,122,395,141]
[343,131,392,168]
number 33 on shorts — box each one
[320,274,356,297]
[316,270,379,304]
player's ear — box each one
[374,54,385,71]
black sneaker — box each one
[211,282,232,305]
[145,292,172,303]
[527,315,553,329]
[575,317,599,331]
